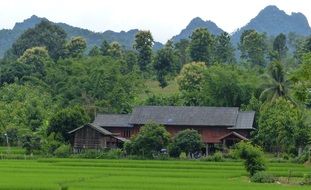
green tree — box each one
[48,106,90,142]
[260,61,292,103]
[100,40,110,56]
[133,30,154,71]
[65,36,87,58]
[214,32,235,64]
[239,30,267,66]
[154,40,175,88]
[272,33,287,61]
[257,98,300,154]
[175,39,191,68]
[108,42,122,58]
[124,123,170,158]
[202,65,260,107]
[11,20,67,60]
[88,45,101,56]
[170,129,203,157]
[234,141,266,176]
[177,62,207,105]
[17,46,52,77]
[189,28,213,64]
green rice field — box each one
[0,159,310,190]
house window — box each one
[123,129,131,137]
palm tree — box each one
[260,61,293,103]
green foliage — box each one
[189,28,213,64]
[239,30,267,66]
[154,40,176,88]
[234,141,266,176]
[260,61,293,103]
[17,46,52,77]
[53,144,71,158]
[177,62,207,105]
[250,171,276,183]
[88,45,101,56]
[65,36,87,58]
[11,20,67,60]
[272,33,287,61]
[303,173,311,185]
[175,39,191,67]
[168,143,181,158]
[108,42,123,58]
[257,98,301,153]
[21,133,41,155]
[214,32,236,64]
[124,123,170,158]
[133,30,154,71]
[0,83,53,146]
[48,106,90,142]
[201,151,224,162]
[170,129,203,157]
[202,64,261,107]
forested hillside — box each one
[0,5,311,160]
[0,15,163,57]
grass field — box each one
[0,159,310,190]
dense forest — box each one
[0,19,311,160]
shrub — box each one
[250,171,275,183]
[294,146,311,164]
[201,151,224,162]
[123,123,170,158]
[54,144,71,158]
[179,152,187,160]
[105,149,123,159]
[234,141,266,176]
[170,129,203,157]
[72,149,103,159]
[168,143,181,158]
[303,173,311,185]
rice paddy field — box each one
[0,158,310,190]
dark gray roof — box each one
[92,114,132,127]
[219,131,249,141]
[129,106,239,126]
[229,111,255,130]
[68,123,113,135]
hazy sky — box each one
[0,0,310,43]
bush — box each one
[168,143,181,158]
[179,152,187,160]
[54,144,71,158]
[104,149,123,159]
[170,129,203,157]
[294,146,311,164]
[303,173,311,185]
[123,123,170,158]
[250,171,275,183]
[72,149,103,159]
[234,141,266,176]
[201,151,224,162]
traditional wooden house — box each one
[69,106,255,154]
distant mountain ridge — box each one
[1,5,311,57]
[171,17,224,43]
[0,15,163,57]
[231,5,311,44]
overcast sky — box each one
[0,0,310,43]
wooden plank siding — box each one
[73,126,120,149]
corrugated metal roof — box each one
[68,123,113,135]
[129,106,239,126]
[229,111,255,130]
[92,114,132,127]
